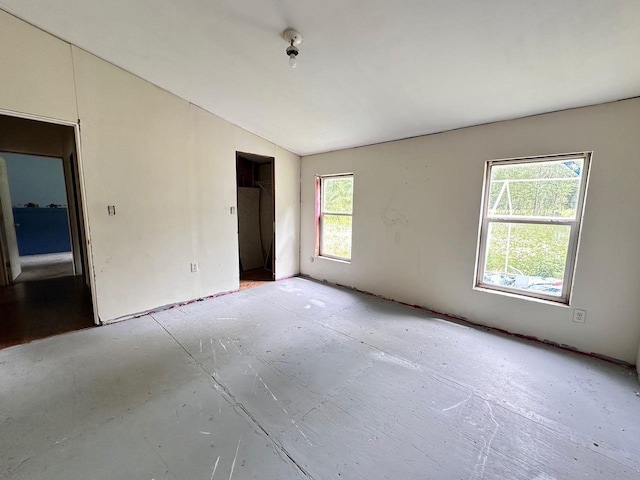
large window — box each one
[317,174,354,261]
[475,152,591,304]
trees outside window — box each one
[476,153,591,304]
[317,174,353,261]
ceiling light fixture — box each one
[283,29,303,68]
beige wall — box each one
[0,10,300,322]
[0,11,77,122]
[275,146,301,279]
[301,98,640,364]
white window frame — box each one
[317,173,354,262]
[474,152,592,305]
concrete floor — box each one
[1,277,639,479]
[15,252,74,283]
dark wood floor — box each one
[0,275,94,349]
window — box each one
[475,152,591,304]
[316,174,354,261]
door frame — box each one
[0,108,99,325]
[235,152,276,280]
[269,158,276,279]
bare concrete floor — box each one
[1,277,639,479]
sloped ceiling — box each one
[1,0,639,156]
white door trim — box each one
[0,107,100,325]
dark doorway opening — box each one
[0,113,94,348]
[236,152,275,290]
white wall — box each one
[275,146,300,279]
[301,98,640,364]
[0,9,300,322]
[0,11,77,122]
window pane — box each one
[483,222,570,296]
[488,159,583,219]
[322,215,352,259]
[323,177,353,214]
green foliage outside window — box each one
[485,223,570,279]
[483,159,585,286]
[489,160,582,218]
[321,176,353,259]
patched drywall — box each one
[301,98,640,364]
[0,10,300,321]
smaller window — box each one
[475,152,591,304]
[316,174,354,261]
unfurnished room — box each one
[0,2,639,479]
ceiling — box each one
[1,1,639,156]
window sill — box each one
[316,255,351,265]
[473,285,571,308]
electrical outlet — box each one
[573,309,586,323]
[190,262,199,273]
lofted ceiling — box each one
[1,0,639,156]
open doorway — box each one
[236,152,275,290]
[0,113,94,348]
[0,153,74,282]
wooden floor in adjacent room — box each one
[0,275,94,349]
[1,277,638,479]
[239,267,273,290]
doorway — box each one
[0,113,94,348]
[0,153,74,283]
[236,152,275,290]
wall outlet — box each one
[230,206,236,215]
[573,309,586,323]
[190,262,199,273]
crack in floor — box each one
[152,290,640,476]
[150,314,315,480]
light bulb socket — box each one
[283,29,302,68]
[286,45,299,57]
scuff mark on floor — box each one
[469,400,501,480]
[210,455,220,480]
[150,314,315,480]
[374,351,421,370]
[245,360,278,401]
[229,438,241,480]
[442,392,473,413]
